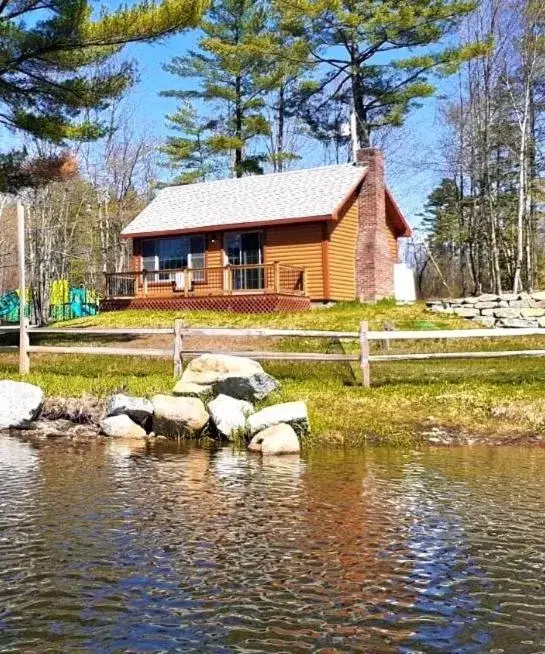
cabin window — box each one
[141,236,205,281]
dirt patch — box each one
[418,423,545,446]
[42,395,106,424]
[123,333,282,353]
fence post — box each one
[173,319,183,377]
[17,201,30,375]
[383,321,394,351]
[359,320,370,388]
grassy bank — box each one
[58,299,468,331]
[2,301,545,445]
[1,351,545,446]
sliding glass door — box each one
[224,231,264,290]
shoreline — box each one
[3,394,544,449]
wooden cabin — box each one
[104,149,411,313]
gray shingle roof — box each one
[121,164,366,236]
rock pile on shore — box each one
[0,354,309,455]
[427,291,545,328]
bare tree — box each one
[78,100,159,278]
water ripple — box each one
[1,439,545,652]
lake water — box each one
[1,437,545,653]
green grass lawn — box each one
[2,301,545,446]
[57,299,469,331]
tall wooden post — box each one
[17,201,30,375]
[173,319,183,377]
[359,320,370,388]
[142,270,148,296]
[273,261,280,293]
[183,268,189,297]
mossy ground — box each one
[2,300,545,446]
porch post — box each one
[273,261,280,293]
[142,270,148,296]
[225,265,232,294]
[184,269,189,297]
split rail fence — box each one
[3,321,545,386]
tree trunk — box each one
[276,84,285,173]
[235,75,243,177]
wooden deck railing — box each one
[104,263,306,299]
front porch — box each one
[102,263,311,313]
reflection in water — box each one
[1,439,545,652]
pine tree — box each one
[0,0,207,143]
[278,0,484,147]
[258,13,309,171]
[162,0,272,177]
[422,178,461,249]
[161,101,222,183]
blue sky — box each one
[4,27,453,231]
[124,32,454,231]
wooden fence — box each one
[3,321,545,386]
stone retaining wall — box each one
[427,291,545,328]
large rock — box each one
[248,423,300,456]
[208,394,254,440]
[152,395,209,438]
[172,381,213,398]
[532,291,545,302]
[497,318,537,328]
[180,354,263,385]
[213,372,279,402]
[100,414,146,439]
[174,354,279,401]
[520,308,545,318]
[106,394,153,428]
[494,308,520,319]
[0,380,43,430]
[247,401,309,436]
[474,301,496,309]
[509,299,535,309]
[453,308,478,318]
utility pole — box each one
[17,200,29,374]
[350,110,360,163]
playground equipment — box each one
[0,291,20,321]
[0,282,99,323]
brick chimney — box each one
[355,148,395,301]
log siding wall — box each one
[328,196,358,301]
[265,222,325,299]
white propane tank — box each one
[394,263,416,303]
